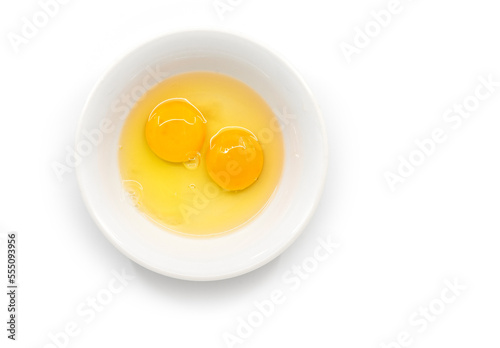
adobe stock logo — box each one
[379,278,466,348]
[340,0,415,64]
[40,267,135,348]
[7,0,71,53]
[222,236,340,347]
[51,64,170,182]
[384,74,499,192]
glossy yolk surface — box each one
[145,98,206,162]
[206,127,264,191]
[119,71,284,237]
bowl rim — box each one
[75,28,329,281]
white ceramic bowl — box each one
[76,30,328,281]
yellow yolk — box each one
[119,71,284,237]
[206,127,264,191]
[145,98,206,162]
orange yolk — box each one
[206,127,264,191]
[145,98,206,162]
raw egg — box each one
[145,98,206,163]
[206,127,264,191]
[119,71,284,237]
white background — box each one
[1,0,499,347]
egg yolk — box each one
[145,98,207,163]
[206,127,264,191]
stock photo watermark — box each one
[38,266,135,348]
[222,235,340,347]
[121,106,296,227]
[340,0,416,64]
[6,0,71,54]
[213,0,243,21]
[1,232,18,341]
[379,278,466,348]
[163,107,296,225]
[51,64,171,182]
[384,74,500,192]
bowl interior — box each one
[77,30,327,280]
